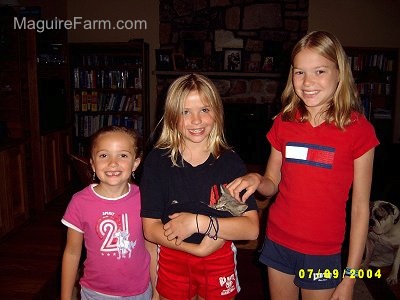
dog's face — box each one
[369,200,400,235]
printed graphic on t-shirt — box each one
[285,142,335,169]
[95,212,136,259]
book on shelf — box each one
[91,91,98,111]
[373,108,392,120]
[86,92,92,111]
[74,92,80,111]
[134,94,142,112]
[81,91,88,111]
[126,96,134,111]
[118,95,127,111]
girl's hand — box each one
[330,277,355,300]
[151,289,160,300]
[226,173,262,202]
[163,212,197,245]
[195,237,225,257]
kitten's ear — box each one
[220,184,227,195]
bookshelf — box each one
[69,40,149,156]
[345,47,398,143]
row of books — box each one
[356,82,391,96]
[73,68,142,89]
[347,54,395,72]
[373,108,392,120]
[78,55,143,67]
[75,115,144,138]
[74,91,143,112]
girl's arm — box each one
[144,240,159,299]
[197,210,259,241]
[142,217,224,257]
[165,210,259,244]
[227,146,282,202]
[61,228,83,300]
[331,148,375,299]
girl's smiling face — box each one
[178,90,215,149]
[91,131,140,188]
[292,48,339,117]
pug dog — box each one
[361,200,400,285]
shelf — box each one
[70,41,149,156]
[153,70,281,78]
[344,47,398,143]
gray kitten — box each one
[211,185,248,216]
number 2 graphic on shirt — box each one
[96,214,124,253]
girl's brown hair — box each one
[90,125,142,159]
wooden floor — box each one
[0,193,69,299]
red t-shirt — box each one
[266,113,379,255]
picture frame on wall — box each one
[223,48,242,71]
[261,56,274,72]
[155,49,173,71]
[173,54,185,71]
[245,61,260,72]
[185,57,203,71]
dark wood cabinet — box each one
[0,143,29,238]
[41,129,72,204]
[0,7,72,236]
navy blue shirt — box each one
[140,148,258,244]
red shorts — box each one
[156,241,240,299]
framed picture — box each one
[245,61,260,73]
[173,54,185,70]
[185,57,203,71]
[223,48,242,71]
[262,56,274,72]
[155,49,173,71]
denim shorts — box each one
[259,237,342,290]
[80,282,152,300]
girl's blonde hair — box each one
[90,125,142,159]
[155,73,230,165]
[281,31,363,129]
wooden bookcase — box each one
[345,47,398,143]
[1,7,73,226]
[69,40,149,157]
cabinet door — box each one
[0,150,12,237]
[41,129,72,203]
[0,144,29,238]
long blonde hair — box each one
[155,73,230,166]
[281,31,363,129]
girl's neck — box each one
[309,114,325,127]
[93,183,130,198]
[308,107,327,127]
[180,146,210,167]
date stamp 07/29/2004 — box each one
[298,268,382,280]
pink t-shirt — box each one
[266,113,379,255]
[62,184,150,296]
